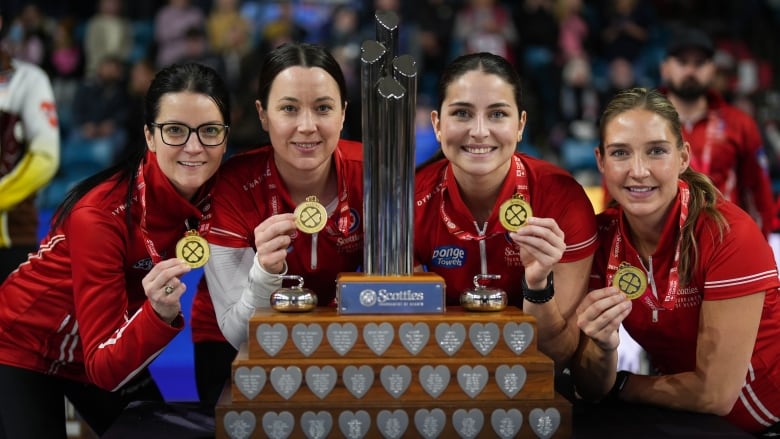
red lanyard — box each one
[606,180,690,311]
[438,154,530,241]
[265,153,351,236]
[137,161,209,263]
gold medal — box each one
[176,230,210,268]
[498,194,532,232]
[294,196,327,234]
[612,262,647,300]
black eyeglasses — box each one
[149,122,229,147]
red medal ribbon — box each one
[606,179,690,311]
[438,154,530,241]
[266,152,351,236]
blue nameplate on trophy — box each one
[337,273,446,314]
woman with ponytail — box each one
[572,87,780,435]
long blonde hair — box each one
[598,88,728,285]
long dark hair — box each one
[597,87,727,286]
[419,52,524,169]
[51,63,231,231]
[257,42,347,111]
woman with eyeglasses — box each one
[190,42,362,405]
[0,63,229,437]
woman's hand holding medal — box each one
[576,287,632,352]
[254,213,297,274]
[509,217,566,288]
[142,258,192,324]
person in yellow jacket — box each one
[0,9,60,281]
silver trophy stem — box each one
[392,55,417,275]
[360,10,416,276]
[376,76,406,275]
[360,40,387,274]
[374,10,399,63]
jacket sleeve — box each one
[204,244,284,349]
[0,67,60,211]
[67,206,182,391]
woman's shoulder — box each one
[221,146,273,173]
[519,153,578,181]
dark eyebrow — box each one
[277,96,337,104]
[446,102,512,109]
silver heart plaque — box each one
[457,365,488,398]
[380,365,411,398]
[491,409,523,439]
[452,408,484,439]
[419,365,450,398]
[503,322,535,355]
[270,366,302,400]
[435,323,465,356]
[338,410,371,439]
[305,365,337,399]
[414,408,446,439]
[301,411,333,439]
[292,323,323,357]
[224,410,256,439]
[256,323,288,357]
[363,322,394,356]
[495,364,527,398]
[398,322,429,355]
[262,411,294,439]
[377,409,409,439]
[529,408,561,439]
[327,322,358,356]
[234,366,266,400]
[468,322,499,356]
[343,365,375,399]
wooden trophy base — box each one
[216,307,571,438]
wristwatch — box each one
[522,272,554,303]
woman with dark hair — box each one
[0,62,229,437]
[191,42,362,404]
[414,52,597,368]
[572,88,780,435]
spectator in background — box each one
[556,0,589,64]
[124,58,157,157]
[513,0,560,139]
[154,0,205,68]
[178,27,227,82]
[48,16,83,137]
[0,8,60,281]
[320,4,363,140]
[415,0,456,101]
[206,0,252,94]
[452,0,517,63]
[660,27,775,236]
[599,0,653,66]
[4,4,52,67]
[64,55,129,171]
[83,0,132,77]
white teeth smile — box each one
[628,187,653,192]
[464,146,492,154]
[179,161,204,167]
[296,143,318,149]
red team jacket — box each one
[0,151,215,390]
[190,140,364,343]
[672,90,774,236]
[414,153,598,307]
[591,194,780,433]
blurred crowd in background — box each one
[3,0,780,208]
